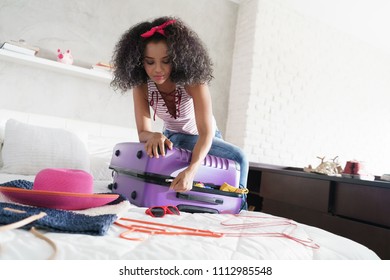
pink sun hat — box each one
[0,168,119,210]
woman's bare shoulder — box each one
[133,83,149,99]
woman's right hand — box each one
[145,132,173,158]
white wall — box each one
[3,0,390,176]
[0,0,238,132]
[227,0,390,175]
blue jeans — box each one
[163,129,249,210]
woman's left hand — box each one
[169,169,195,192]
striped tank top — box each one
[147,80,216,135]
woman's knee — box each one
[210,139,247,164]
[166,133,198,151]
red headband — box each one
[141,19,176,38]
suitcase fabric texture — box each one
[109,142,243,214]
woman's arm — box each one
[133,85,173,157]
[170,83,214,192]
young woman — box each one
[111,16,248,208]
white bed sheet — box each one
[0,174,380,260]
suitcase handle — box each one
[176,193,223,205]
[177,204,219,214]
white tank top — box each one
[147,80,216,135]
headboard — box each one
[0,109,138,180]
[0,109,137,140]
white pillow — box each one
[0,124,4,142]
[0,124,4,168]
[90,155,113,181]
[0,143,3,168]
[87,135,131,181]
[1,119,90,175]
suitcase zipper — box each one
[109,165,242,198]
[110,165,172,186]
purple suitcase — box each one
[109,142,243,214]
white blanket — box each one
[0,111,381,260]
[0,175,380,260]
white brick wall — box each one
[225,0,259,148]
[227,0,390,175]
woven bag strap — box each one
[0,207,58,259]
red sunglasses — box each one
[145,205,180,218]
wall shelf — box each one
[0,49,112,83]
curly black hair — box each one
[110,16,214,93]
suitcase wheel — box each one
[108,182,117,190]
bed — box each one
[0,110,380,260]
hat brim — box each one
[0,186,119,210]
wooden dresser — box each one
[247,162,390,259]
